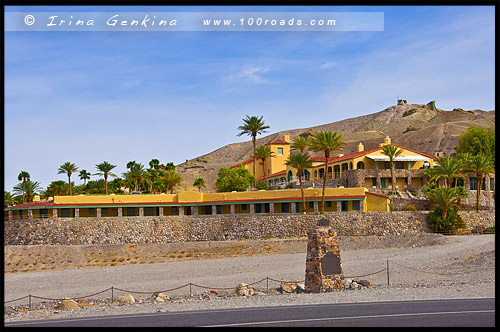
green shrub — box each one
[427,207,466,234]
[256,180,268,191]
[404,205,417,211]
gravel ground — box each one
[4,234,495,323]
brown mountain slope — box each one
[176,102,495,192]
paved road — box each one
[5,298,495,327]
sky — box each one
[3,5,495,192]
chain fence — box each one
[4,259,486,310]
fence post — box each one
[29,294,32,310]
[111,287,114,303]
[266,277,269,295]
[189,283,192,297]
[387,260,390,287]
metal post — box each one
[111,287,114,302]
[189,283,192,297]
[266,277,269,295]
[387,260,390,287]
[29,294,32,310]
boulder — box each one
[236,283,255,296]
[58,298,80,310]
[359,279,371,287]
[149,292,170,302]
[115,294,135,304]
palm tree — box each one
[94,161,117,194]
[17,171,30,203]
[308,131,345,213]
[424,186,463,220]
[13,180,41,203]
[422,167,440,186]
[44,180,66,198]
[193,177,206,192]
[149,159,160,170]
[434,156,461,188]
[380,144,403,192]
[79,169,91,186]
[58,162,78,196]
[4,191,15,207]
[464,153,495,212]
[290,136,309,154]
[126,160,136,172]
[286,152,314,213]
[162,169,183,194]
[252,145,275,181]
[143,168,159,193]
[237,115,270,185]
[123,163,145,192]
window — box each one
[372,178,377,187]
[204,206,212,214]
[216,205,221,214]
[278,147,283,155]
[341,201,348,211]
[309,201,314,209]
[171,207,178,213]
[326,201,332,208]
[126,207,135,216]
[264,203,270,213]
[145,207,154,216]
[89,208,95,215]
[352,201,360,211]
[490,178,495,192]
[470,177,477,190]
[281,203,289,213]
[255,204,262,213]
[102,208,108,215]
[40,209,49,218]
[241,204,247,211]
[61,208,70,217]
[396,161,404,169]
[384,162,391,169]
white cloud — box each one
[226,64,271,84]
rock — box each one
[115,294,135,304]
[150,292,170,302]
[236,283,255,296]
[58,298,80,310]
[359,279,371,287]
[350,282,359,289]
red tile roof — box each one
[257,170,287,181]
[230,158,255,168]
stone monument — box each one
[304,218,345,292]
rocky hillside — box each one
[176,101,495,192]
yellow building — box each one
[233,135,437,192]
[4,187,390,220]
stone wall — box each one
[4,211,494,246]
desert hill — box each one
[176,101,495,192]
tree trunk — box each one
[321,153,329,213]
[476,174,483,212]
[299,170,306,213]
[68,175,72,196]
[252,136,257,186]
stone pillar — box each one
[192,206,199,216]
[179,206,184,216]
[138,207,144,217]
[230,204,235,215]
[96,208,101,218]
[8,210,13,221]
[118,207,123,217]
[158,207,164,217]
[27,209,33,220]
[313,201,319,214]
[249,204,255,214]
[336,201,341,212]
[304,218,345,293]
[212,205,217,215]
[52,209,58,219]
[75,208,80,218]
[360,199,365,213]
[269,203,274,214]
[291,202,297,214]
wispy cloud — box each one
[225,64,271,84]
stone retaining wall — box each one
[4,211,494,246]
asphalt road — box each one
[4,298,495,327]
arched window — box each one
[287,170,293,182]
[304,170,311,181]
[357,161,365,169]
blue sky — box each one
[4,5,495,192]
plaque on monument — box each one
[320,251,342,275]
[316,218,330,227]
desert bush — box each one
[256,180,267,191]
[404,205,417,211]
